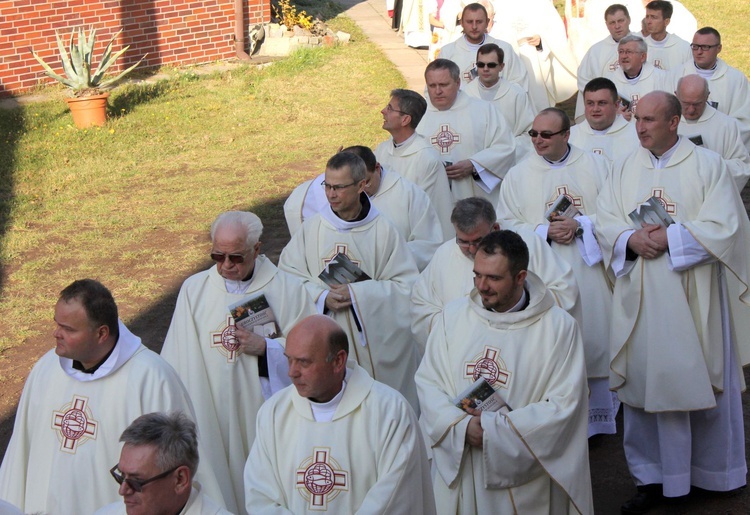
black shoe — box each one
[621,485,663,515]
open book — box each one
[318,253,371,286]
[628,196,674,228]
[453,377,511,413]
[544,193,581,222]
[228,292,280,339]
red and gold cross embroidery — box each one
[647,188,676,215]
[296,447,349,510]
[430,124,461,155]
[211,315,240,363]
[52,395,98,454]
[546,186,584,212]
[465,345,511,388]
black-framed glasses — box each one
[321,180,358,192]
[476,62,499,68]
[385,104,407,115]
[528,129,566,139]
[110,464,179,493]
[456,235,484,249]
[690,43,720,51]
[210,252,248,264]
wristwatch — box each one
[574,220,584,238]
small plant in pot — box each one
[30,27,147,129]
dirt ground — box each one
[0,189,749,514]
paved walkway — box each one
[336,0,428,91]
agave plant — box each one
[30,26,147,97]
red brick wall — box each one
[0,0,270,97]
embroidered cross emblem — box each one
[296,447,349,510]
[211,315,240,363]
[545,186,584,212]
[430,124,461,154]
[323,244,360,268]
[608,60,620,72]
[465,346,510,387]
[649,188,676,215]
[52,395,98,454]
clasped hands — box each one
[234,325,266,356]
[627,223,668,259]
[445,160,476,180]
[548,216,579,245]
[325,283,353,312]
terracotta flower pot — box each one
[65,93,110,129]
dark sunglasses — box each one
[527,129,566,139]
[476,62,499,69]
[210,252,247,264]
[110,464,179,493]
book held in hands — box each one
[545,193,581,222]
[318,253,371,286]
[228,293,280,338]
[453,377,512,413]
[628,196,674,228]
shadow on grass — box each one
[0,105,21,300]
[107,79,175,118]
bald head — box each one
[635,91,681,155]
[286,315,348,402]
[675,74,710,121]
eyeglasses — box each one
[527,129,566,139]
[690,43,720,51]
[385,104,407,115]
[475,62,499,68]
[210,252,248,264]
[617,49,642,55]
[456,235,484,249]
[110,464,179,493]
[321,180,358,192]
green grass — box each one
[0,14,404,355]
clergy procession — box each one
[3,0,750,514]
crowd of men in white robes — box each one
[2,1,750,514]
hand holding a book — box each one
[547,216,577,245]
[465,406,484,448]
[325,284,353,312]
[235,326,267,357]
[627,224,668,259]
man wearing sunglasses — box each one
[280,152,421,412]
[417,58,516,205]
[0,280,223,515]
[97,412,230,515]
[161,211,316,511]
[671,27,750,152]
[497,108,619,439]
[463,43,535,161]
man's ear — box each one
[174,465,192,494]
[401,114,412,128]
[96,324,110,345]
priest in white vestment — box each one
[605,35,670,118]
[497,108,619,437]
[463,43,535,161]
[411,196,580,353]
[642,1,691,71]
[570,77,639,162]
[0,279,225,515]
[244,315,436,514]
[284,146,444,271]
[416,231,593,514]
[676,75,750,191]
[417,58,516,204]
[596,91,750,512]
[488,0,579,112]
[426,0,463,62]
[279,152,421,410]
[624,0,697,42]
[573,4,634,122]
[672,28,750,152]
[161,211,316,511]
[95,412,231,515]
[375,88,454,238]
[437,2,529,88]
[400,0,432,48]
